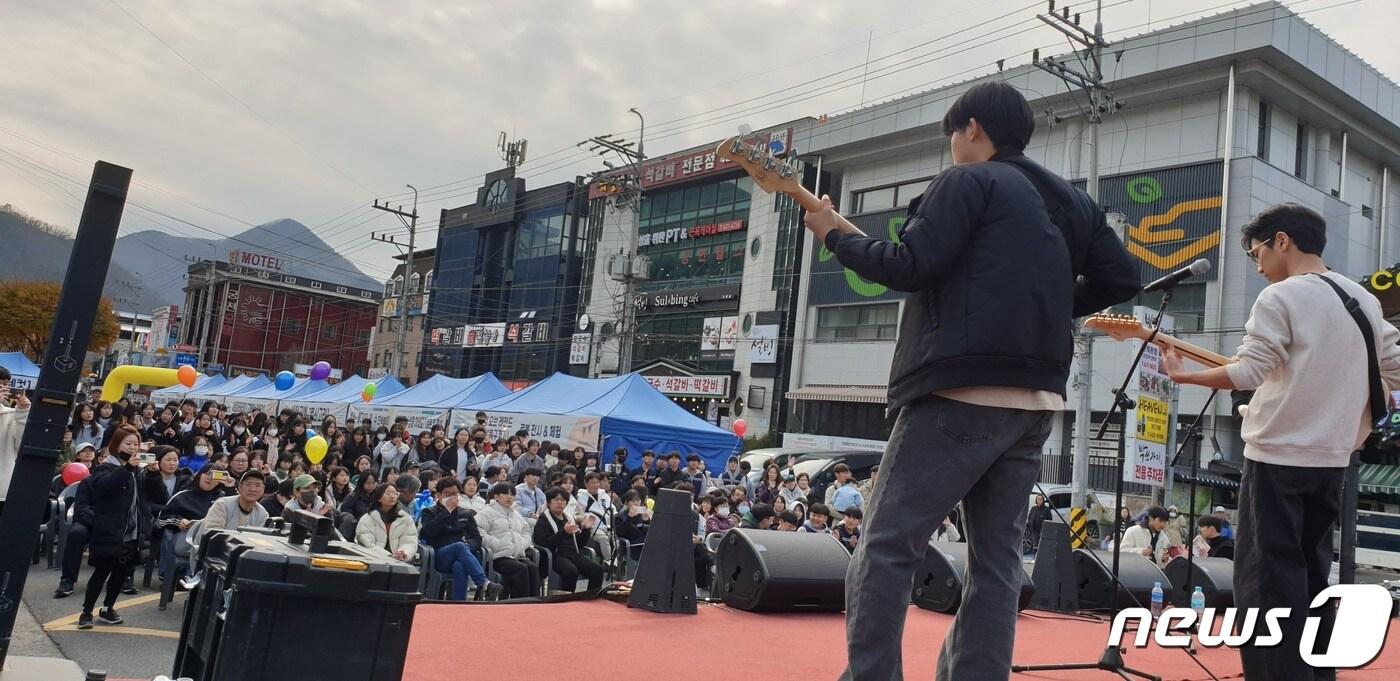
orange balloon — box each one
[177,364,198,388]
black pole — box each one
[1339,451,1360,584]
[0,162,130,668]
[1168,389,1218,603]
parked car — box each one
[780,451,884,503]
[1031,485,1147,544]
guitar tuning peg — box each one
[729,139,744,155]
[747,145,763,162]
[762,155,777,171]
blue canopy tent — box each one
[225,377,332,415]
[191,374,269,403]
[150,373,228,403]
[470,373,741,470]
[0,352,42,390]
[280,375,407,421]
[348,373,510,430]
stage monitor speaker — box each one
[1030,518,1079,612]
[911,542,1035,614]
[627,488,697,614]
[713,528,849,612]
[1073,549,1172,611]
[1163,556,1234,608]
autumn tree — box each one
[0,280,119,358]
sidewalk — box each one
[9,597,63,659]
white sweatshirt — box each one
[1226,271,1400,467]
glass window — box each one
[700,183,718,209]
[408,273,421,292]
[853,186,896,214]
[424,270,433,291]
[815,303,900,341]
[896,180,929,204]
[735,177,752,206]
[717,179,736,206]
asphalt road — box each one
[20,558,183,680]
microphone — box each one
[1142,259,1211,293]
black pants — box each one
[1234,459,1343,681]
[492,557,539,599]
[545,553,606,592]
[83,553,127,613]
[694,544,712,590]
[61,522,90,585]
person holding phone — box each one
[0,371,31,518]
[76,428,143,630]
[533,486,605,592]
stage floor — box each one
[405,600,1400,680]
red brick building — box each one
[179,258,378,378]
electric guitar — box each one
[1083,313,1230,368]
[714,136,867,236]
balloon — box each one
[177,364,198,388]
[361,390,373,403]
[305,435,329,464]
[274,370,295,391]
[305,428,315,437]
[309,361,332,381]
[732,418,747,437]
[362,382,378,398]
[61,462,90,487]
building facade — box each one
[784,2,1400,481]
[368,248,434,385]
[422,168,589,388]
[576,125,813,438]
[180,258,378,378]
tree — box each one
[0,280,119,358]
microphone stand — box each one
[1014,288,1177,681]
[1167,389,1217,657]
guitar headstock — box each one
[1083,313,1152,341]
[715,137,807,206]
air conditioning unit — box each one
[607,254,631,281]
[631,255,652,281]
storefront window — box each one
[815,303,900,341]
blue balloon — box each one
[275,370,295,391]
[305,428,315,437]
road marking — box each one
[42,592,170,628]
[44,624,180,639]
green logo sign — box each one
[817,216,906,298]
[1126,177,1163,204]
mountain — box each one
[0,205,381,312]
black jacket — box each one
[614,508,649,544]
[339,490,375,522]
[438,447,477,478]
[826,152,1139,414]
[86,460,140,558]
[419,503,484,551]
[140,469,191,519]
[532,511,590,560]
[1206,535,1235,560]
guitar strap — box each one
[1311,273,1388,423]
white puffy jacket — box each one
[355,508,419,562]
[476,500,532,560]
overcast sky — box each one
[2,0,1394,284]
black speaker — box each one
[627,488,697,614]
[911,542,1035,614]
[1073,549,1172,611]
[713,528,850,612]
[1163,556,1234,608]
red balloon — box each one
[177,364,198,388]
[61,462,90,487]
[732,418,747,437]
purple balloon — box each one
[309,361,332,381]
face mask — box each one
[266,429,278,437]
[299,491,318,505]
[195,446,209,456]
[738,503,751,514]
[717,506,730,516]
[234,426,245,435]
[377,433,388,441]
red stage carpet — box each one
[404,600,1400,680]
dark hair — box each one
[613,447,628,459]
[686,454,701,463]
[844,508,863,520]
[1145,505,1170,522]
[750,503,776,522]
[523,467,543,478]
[668,452,682,461]
[940,81,1036,151]
[371,484,401,520]
[1240,203,1326,256]
[277,478,295,498]
[778,511,800,526]
[809,503,831,518]
[623,490,642,504]
[484,465,504,480]
[1197,515,1223,531]
[106,427,140,461]
[739,461,752,472]
[833,463,851,475]
[489,482,515,499]
[436,477,460,495]
[583,472,602,484]
[543,486,571,503]
[642,449,655,459]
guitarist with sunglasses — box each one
[1161,204,1400,680]
[804,81,1139,680]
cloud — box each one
[1,0,1394,285]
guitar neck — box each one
[1151,333,1230,369]
[783,184,867,237]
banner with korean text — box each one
[477,412,602,452]
[1123,307,1174,487]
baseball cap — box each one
[1213,506,1226,513]
[292,474,319,491]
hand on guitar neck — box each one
[713,137,868,242]
[1082,314,1231,369]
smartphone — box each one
[138,452,157,465]
[210,470,231,482]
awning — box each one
[785,386,887,404]
[1359,463,1400,495]
[1172,465,1240,490]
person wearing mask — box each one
[223,418,253,454]
[510,440,546,483]
[513,468,547,520]
[0,374,31,518]
[180,432,214,474]
[76,428,142,630]
[256,422,282,458]
[355,484,418,562]
[283,474,335,521]
[202,470,270,531]
[706,499,741,534]
[533,486,605,592]
[419,478,501,601]
[476,482,540,599]
[376,429,411,472]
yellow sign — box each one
[1069,507,1088,549]
[1136,396,1169,445]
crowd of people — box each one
[26,389,876,629]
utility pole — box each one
[371,184,418,381]
[1034,0,1115,511]
[580,109,648,374]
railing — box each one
[1039,452,1155,498]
